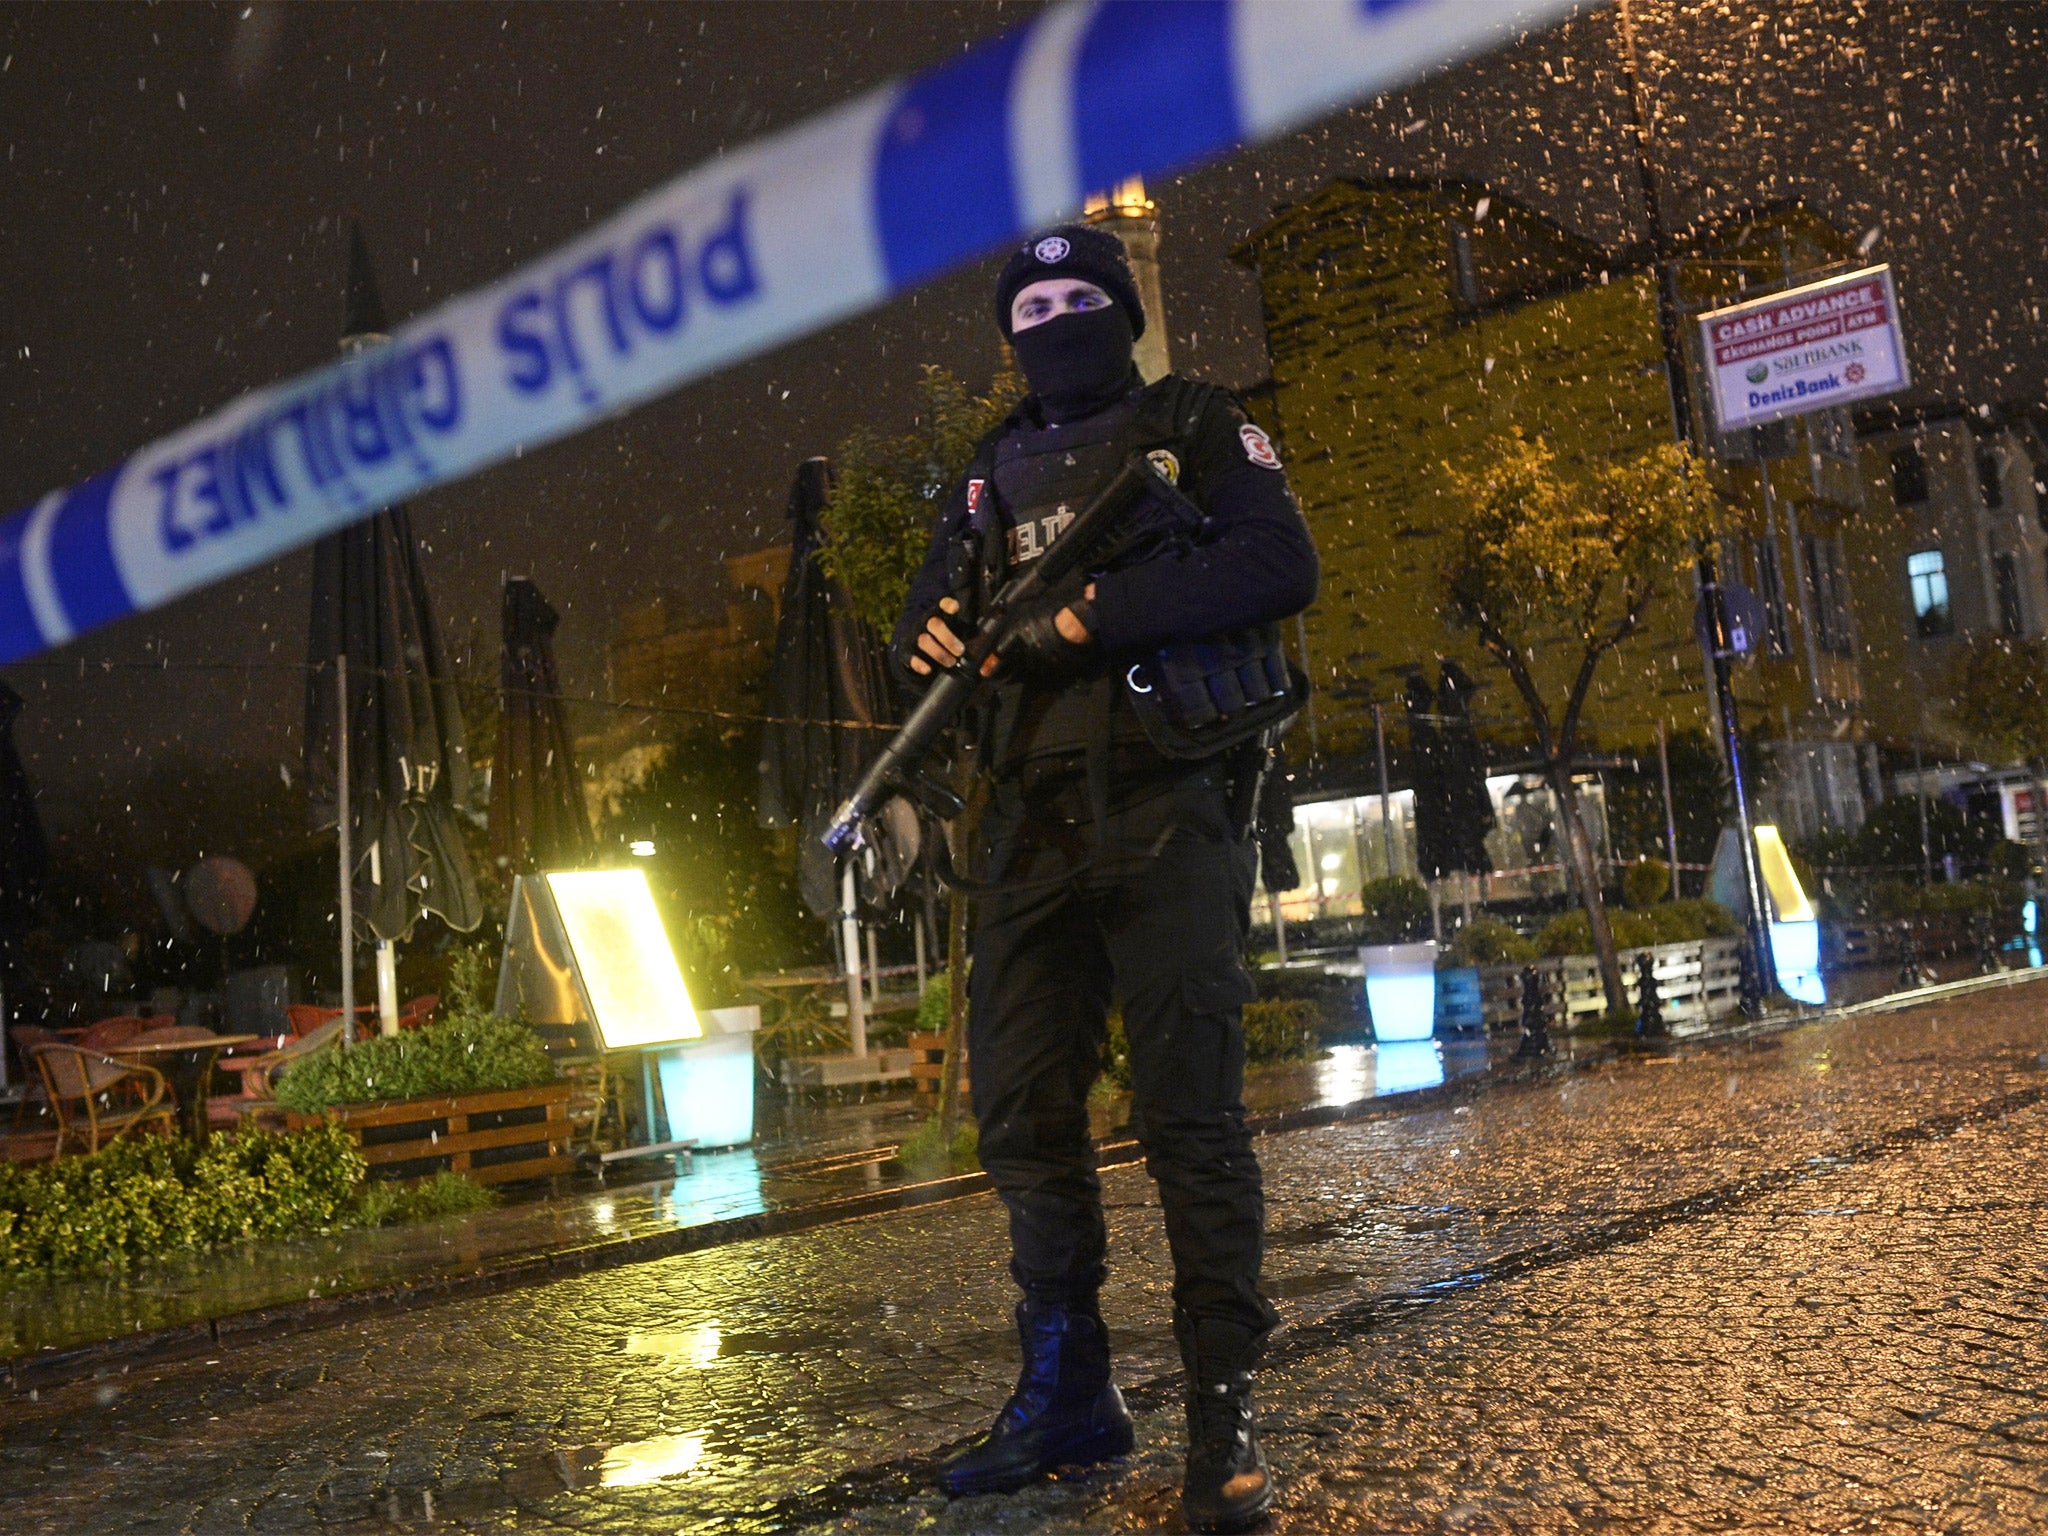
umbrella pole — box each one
[375,939,401,1037]
[839,858,868,1060]
[336,655,356,1048]
[913,902,928,995]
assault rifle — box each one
[822,456,1184,854]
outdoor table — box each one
[104,1035,259,1142]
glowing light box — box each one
[546,870,701,1049]
[497,870,700,1050]
[1754,826,1825,1005]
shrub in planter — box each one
[1621,859,1671,909]
[1359,876,1432,946]
[273,1012,557,1115]
[1537,899,1737,957]
[1441,916,1537,967]
[1871,877,2020,922]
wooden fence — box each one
[1465,938,1747,1036]
[286,1082,575,1186]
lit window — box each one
[1907,549,1952,638]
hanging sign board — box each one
[1697,265,1909,434]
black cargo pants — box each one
[967,773,1281,1343]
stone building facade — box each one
[1231,177,1942,840]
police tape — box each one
[0,0,1588,663]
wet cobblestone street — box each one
[3,985,2045,1534]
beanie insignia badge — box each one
[1032,235,1070,263]
[1146,449,1181,485]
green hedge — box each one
[1440,916,1538,967]
[1101,998,1320,1089]
[274,1012,557,1115]
[1870,877,2020,922]
[1537,899,1739,957]
[0,1124,365,1277]
[347,1170,499,1228]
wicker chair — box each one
[30,1043,176,1159]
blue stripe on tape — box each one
[872,25,1031,289]
[47,471,134,632]
[1074,0,1239,194]
[0,520,46,664]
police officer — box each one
[890,224,1318,1532]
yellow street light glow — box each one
[543,868,701,1048]
[629,839,656,857]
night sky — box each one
[1,1,2042,898]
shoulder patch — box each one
[1238,423,1282,470]
[966,478,985,513]
[1145,449,1180,486]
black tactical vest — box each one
[973,378,1305,798]
[986,397,1160,778]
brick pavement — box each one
[0,986,2044,1533]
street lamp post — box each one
[1617,0,1774,1010]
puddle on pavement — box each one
[623,1324,842,1370]
[1267,1269,1360,1300]
[355,1431,721,1528]
[1268,1205,1486,1251]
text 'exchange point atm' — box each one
[496,869,758,1152]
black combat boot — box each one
[937,1300,1135,1497]
[1178,1314,1275,1533]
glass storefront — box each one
[1268,774,1609,920]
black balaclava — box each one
[1012,303,1138,425]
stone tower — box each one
[1085,176,1170,383]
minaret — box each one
[341,222,390,353]
[1084,176,1170,383]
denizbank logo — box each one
[1749,374,1842,410]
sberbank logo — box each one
[1746,362,1770,384]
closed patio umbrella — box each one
[489,577,595,874]
[757,457,911,915]
[305,227,481,1036]
[0,680,47,1087]
[757,456,911,1058]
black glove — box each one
[994,595,1099,685]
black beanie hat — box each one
[994,223,1147,341]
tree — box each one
[816,361,1019,1151]
[602,722,820,1001]
[1949,635,2048,873]
[1441,430,1719,1017]
[817,362,1023,633]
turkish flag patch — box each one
[1239,423,1282,470]
[967,478,985,513]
